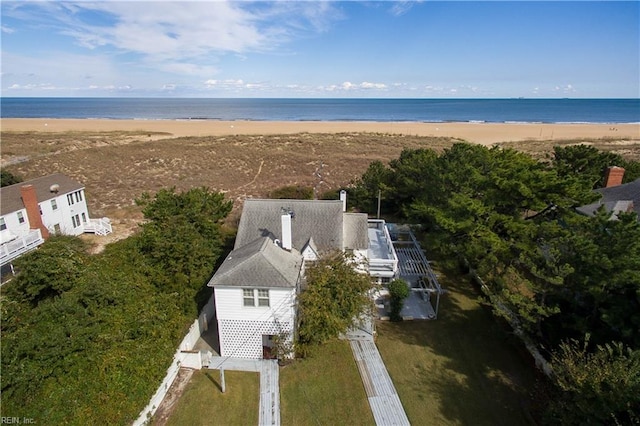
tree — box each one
[135,187,232,314]
[553,144,640,188]
[349,160,393,215]
[7,236,87,306]
[296,252,375,353]
[549,337,640,425]
[1,169,22,187]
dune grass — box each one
[163,370,259,426]
[376,264,544,425]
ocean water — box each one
[1,98,638,123]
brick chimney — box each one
[604,166,625,188]
[20,185,50,239]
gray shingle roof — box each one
[235,199,347,252]
[343,213,369,250]
[576,178,640,219]
[207,237,302,288]
[1,173,84,216]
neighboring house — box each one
[0,173,112,266]
[207,191,398,359]
[577,166,640,220]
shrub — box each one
[268,185,314,200]
[388,278,410,321]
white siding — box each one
[1,209,31,236]
[215,287,295,322]
[40,190,90,236]
[214,286,296,358]
[302,245,318,261]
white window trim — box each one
[242,288,270,307]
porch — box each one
[84,217,113,236]
[0,229,44,266]
[367,219,399,279]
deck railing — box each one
[84,218,112,236]
[0,229,44,265]
[368,219,399,278]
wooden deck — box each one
[350,340,410,426]
[259,360,280,426]
[208,357,281,425]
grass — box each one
[376,263,544,425]
[162,370,259,426]
[279,339,374,426]
[156,268,545,426]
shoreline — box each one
[2,118,639,145]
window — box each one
[243,289,255,307]
[75,191,82,202]
[72,214,81,228]
[81,212,87,223]
[243,288,270,307]
[67,194,74,205]
[0,217,6,231]
[51,199,58,210]
[258,289,270,307]
[17,211,25,224]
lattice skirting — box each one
[218,319,293,358]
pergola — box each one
[391,226,444,319]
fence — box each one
[133,294,215,426]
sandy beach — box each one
[2,118,638,145]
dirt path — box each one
[150,368,195,426]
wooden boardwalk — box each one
[208,357,280,426]
[259,360,280,426]
[350,340,410,426]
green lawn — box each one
[376,265,542,425]
[161,266,542,425]
[163,370,259,426]
[280,339,375,425]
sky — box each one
[1,1,638,98]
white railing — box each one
[0,229,44,265]
[368,219,400,279]
[84,217,112,236]
[369,258,399,273]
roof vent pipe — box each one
[340,190,347,212]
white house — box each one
[0,173,112,266]
[207,192,399,359]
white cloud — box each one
[20,2,339,63]
[2,1,343,93]
[554,84,576,94]
[389,1,420,17]
[204,79,245,89]
[1,25,15,34]
[360,81,387,90]
[338,81,387,91]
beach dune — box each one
[2,118,638,145]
